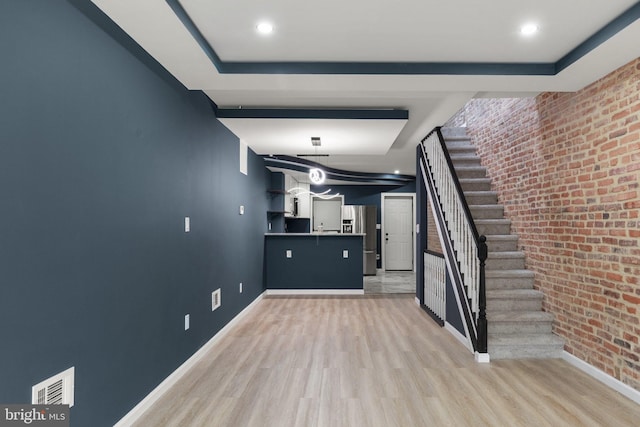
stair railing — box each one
[423,249,446,325]
[419,127,488,354]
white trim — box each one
[562,351,640,405]
[114,292,266,427]
[415,296,421,305]
[266,289,364,296]
[475,352,490,364]
[239,139,248,175]
[381,192,416,272]
[445,321,474,353]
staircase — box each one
[441,127,564,359]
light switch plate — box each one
[286,250,292,258]
[239,282,243,293]
[239,205,244,215]
[343,250,349,258]
[185,217,190,232]
[184,314,190,330]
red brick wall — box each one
[446,58,640,390]
[426,198,443,253]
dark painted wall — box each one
[0,1,269,425]
[445,275,465,333]
[311,181,416,268]
[265,235,364,289]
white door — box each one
[384,196,413,270]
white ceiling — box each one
[91,0,640,178]
[217,117,408,156]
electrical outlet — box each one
[343,250,349,258]
[212,289,221,311]
[239,205,245,215]
[286,250,292,258]
[184,314,190,331]
[239,282,243,293]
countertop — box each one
[265,233,365,237]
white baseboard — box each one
[114,292,266,427]
[415,297,420,305]
[445,322,473,353]
[562,351,640,405]
[265,289,364,296]
[475,352,490,364]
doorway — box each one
[381,193,415,271]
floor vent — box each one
[32,367,75,407]
[212,289,221,311]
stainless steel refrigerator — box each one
[342,205,377,275]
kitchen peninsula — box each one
[264,233,364,294]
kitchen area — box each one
[264,173,381,294]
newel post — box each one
[477,235,488,353]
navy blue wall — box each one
[312,182,416,268]
[265,235,364,290]
[445,275,465,333]
[0,1,269,425]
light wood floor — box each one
[133,295,640,426]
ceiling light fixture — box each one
[309,137,326,185]
[256,22,274,35]
[520,23,539,36]
[394,170,400,174]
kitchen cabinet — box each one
[283,174,311,218]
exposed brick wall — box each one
[426,198,443,253]
[446,58,640,390]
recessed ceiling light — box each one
[520,23,539,36]
[256,22,274,35]
[394,170,400,174]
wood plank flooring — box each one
[132,295,640,426]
